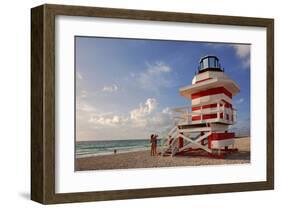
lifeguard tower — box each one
[161,55,240,158]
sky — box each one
[75,37,250,141]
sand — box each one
[75,137,250,171]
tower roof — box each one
[179,77,240,99]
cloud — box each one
[129,98,158,127]
[207,43,251,69]
[147,61,172,73]
[88,98,158,127]
[138,61,174,92]
[76,71,90,99]
[233,45,250,58]
[76,98,95,112]
[129,72,136,77]
[102,84,118,92]
[77,72,83,80]
[89,114,125,126]
[235,98,244,105]
[80,90,88,98]
[230,116,250,136]
[76,97,174,140]
[130,98,157,120]
[231,44,250,69]
[128,99,173,131]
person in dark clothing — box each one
[153,134,158,155]
[150,134,154,156]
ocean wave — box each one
[76,147,151,158]
[75,139,164,158]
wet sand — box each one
[76,137,250,171]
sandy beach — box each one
[76,137,250,171]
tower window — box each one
[198,55,222,73]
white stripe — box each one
[211,139,235,149]
[192,107,232,114]
[192,94,232,106]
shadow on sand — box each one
[225,151,250,161]
[174,150,250,161]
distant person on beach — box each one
[154,134,158,155]
[150,134,154,156]
[114,149,117,154]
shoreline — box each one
[76,137,250,171]
[76,147,151,158]
[76,136,249,158]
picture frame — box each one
[31,4,274,204]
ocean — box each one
[76,139,163,158]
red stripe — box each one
[195,78,213,84]
[192,103,217,111]
[192,101,232,111]
[222,99,233,108]
[209,133,235,140]
[191,87,232,99]
[208,132,235,149]
[192,113,224,121]
[192,115,201,120]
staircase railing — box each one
[161,126,179,156]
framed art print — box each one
[31,4,274,204]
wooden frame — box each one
[31,4,274,204]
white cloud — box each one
[129,72,136,77]
[77,99,95,112]
[231,44,250,69]
[77,72,83,80]
[102,84,118,92]
[235,98,244,105]
[162,107,172,114]
[233,45,250,58]
[207,43,251,69]
[80,90,87,98]
[89,114,124,126]
[130,98,157,120]
[83,99,158,128]
[128,99,173,132]
[129,98,158,127]
[147,61,172,73]
[138,61,174,92]
[76,97,175,140]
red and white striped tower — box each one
[162,55,240,158]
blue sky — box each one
[76,37,250,141]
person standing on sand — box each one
[154,134,158,155]
[150,134,155,156]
